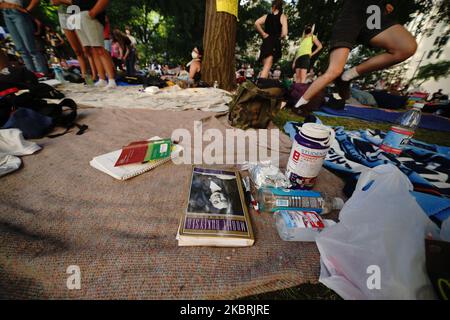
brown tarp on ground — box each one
[0,108,345,299]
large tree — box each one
[202,0,238,91]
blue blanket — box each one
[319,105,450,132]
[284,121,450,224]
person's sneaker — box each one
[95,79,107,87]
[104,81,117,90]
[334,76,351,100]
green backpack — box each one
[228,81,285,130]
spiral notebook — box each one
[90,137,183,181]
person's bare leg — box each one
[94,47,115,80]
[83,47,97,79]
[63,29,88,78]
[260,56,273,79]
[298,68,308,83]
[93,47,116,88]
[354,25,417,75]
[90,47,106,81]
[295,48,350,108]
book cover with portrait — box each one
[177,167,254,247]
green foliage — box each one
[236,0,271,55]
[415,60,450,84]
[108,0,205,66]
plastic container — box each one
[275,210,336,242]
[53,65,66,83]
[380,103,423,155]
[258,187,344,215]
[286,123,335,189]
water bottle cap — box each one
[332,198,345,210]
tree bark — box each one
[202,0,237,91]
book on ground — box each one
[90,137,182,181]
[177,167,255,247]
[114,138,172,167]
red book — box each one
[114,142,148,167]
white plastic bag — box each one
[316,164,439,300]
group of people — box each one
[236,64,255,83]
[0,0,143,90]
[256,0,418,110]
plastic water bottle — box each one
[258,188,344,215]
[213,81,219,88]
[274,210,336,242]
[380,103,424,155]
[53,65,66,83]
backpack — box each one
[228,81,285,130]
[1,94,87,139]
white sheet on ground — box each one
[58,83,232,112]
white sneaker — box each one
[95,79,107,87]
[104,81,117,90]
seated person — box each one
[186,46,203,85]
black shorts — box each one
[294,55,311,70]
[330,0,399,50]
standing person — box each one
[110,38,123,71]
[44,26,65,60]
[124,26,137,47]
[254,0,288,79]
[58,0,116,89]
[292,25,323,84]
[51,0,97,83]
[295,0,417,109]
[112,29,135,76]
[103,15,111,52]
[0,0,49,75]
[246,64,254,81]
[272,65,282,80]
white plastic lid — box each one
[301,123,333,140]
[332,198,345,210]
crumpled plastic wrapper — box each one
[242,161,291,189]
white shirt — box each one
[127,35,137,47]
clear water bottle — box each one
[380,103,424,155]
[274,210,336,242]
[53,65,66,83]
[213,81,219,88]
[258,188,344,215]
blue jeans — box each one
[126,48,136,76]
[3,9,49,74]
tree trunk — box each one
[202,0,237,91]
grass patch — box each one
[274,109,450,147]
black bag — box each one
[1,94,87,138]
[143,75,167,89]
[37,98,88,138]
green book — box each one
[144,139,172,162]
